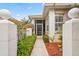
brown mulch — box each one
[45,43,63,56]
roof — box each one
[29,3,77,19]
[29,15,44,20]
[43,3,75,18]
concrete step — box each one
[37,36,43,39]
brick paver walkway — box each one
[31,36,48,56]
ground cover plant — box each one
[17,34,36,56]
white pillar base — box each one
[63,19,79,56]
[0,20,17,56]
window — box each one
[55,23,63,31]
[55,15,63,22]
[55,15,63,31]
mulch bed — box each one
[45,43,63,56]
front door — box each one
[36,24,43,36]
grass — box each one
[17,34,36,56]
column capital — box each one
[68,8,79,19]
[0,9,11,19]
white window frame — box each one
[55,14,63,31]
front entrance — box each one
[36,24,43,36]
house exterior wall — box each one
[63,11,70,22]
[44,8,70,42]
[29,4,73,40]
[26,28,32,36]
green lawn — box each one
[17,34,36,56]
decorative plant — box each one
[17,34,36,56]
[49,36,54,43]
[43,34,49,43]
[57,31,62,52]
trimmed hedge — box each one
[43,35,49,43]
[17,34,36,56]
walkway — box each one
[31,36,48,56]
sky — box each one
[0,3,44,20]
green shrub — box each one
[59,34,62,40]
[17,34,36,56]
[43,35,49,43]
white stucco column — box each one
[63,8,79,56]
[48,9,55,42]
[0,9,17,56]
[31,19,35,34]
[45,17,49,34]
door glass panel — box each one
[37,24,42,35]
